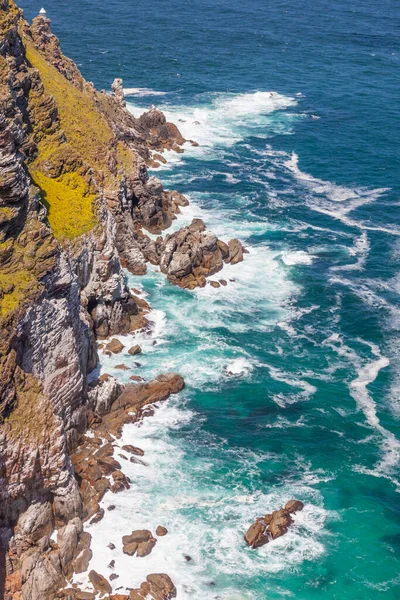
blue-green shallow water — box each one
[22,0,400,597]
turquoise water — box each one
[22,0,400,597]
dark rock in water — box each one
[115,364,130,370]
[134,361,142,367]
[108,559,115,569]
[244,500,304,549]
[108,543,116,550]
[184,554,192,562]
[110,573,119,581]
[108,505,116,511]
[156,526,168,536]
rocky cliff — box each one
[0,2,243,598]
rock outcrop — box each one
[244,500,304,549]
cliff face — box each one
[0,2,187,598]
[0,2,244,598]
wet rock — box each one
[115,364,130,370]
[209,281,220,288]
[219,279,228,286]
[156,526,168,537]
[128,344,142,355]
[108,560,115,569]
[122,445,145,456]
[111,470,130,493]
[244,500,304,548]
[107,505,116,511]
[108,543,116,550]
[184,555,192,562]
[106,339,125,354]
[285,499,304,513]
[129,375,145,382]
[88,570,112,596]
[110,573,119,581]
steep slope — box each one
[0,2,244,598]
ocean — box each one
[21,0,400,597]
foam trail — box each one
[324,335,400,489]
[127,90,298,153]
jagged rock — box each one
[128,344,142,355]
[244,500,304,548]
[112,78,126,108]
[88,375,123,416]
[156,526,168,537]
[88,570,112,596]
[105,339,125,354]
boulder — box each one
[73,548,93,574]
[156,526,168,537]
[122,445,145,456]
[122,530,157,557]
[106,339,125,354]
[227,239,244,265]
[128,573,176,600]
[128,344,142,356]
[88,570,112,596]
[285,499,304,514]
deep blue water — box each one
[21,0,400,598]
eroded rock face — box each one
[244,500,304,549]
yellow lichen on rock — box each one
[32,171,96,240]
